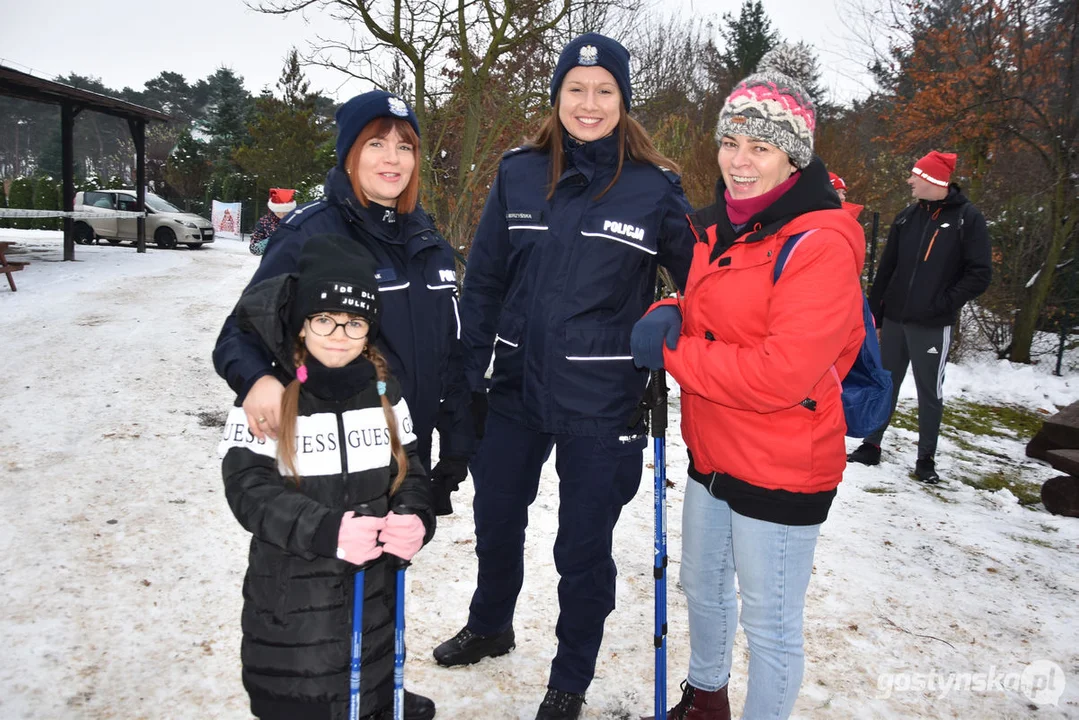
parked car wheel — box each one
[185,243,203,250]
[154,227,177,249]
[73,222,95,245]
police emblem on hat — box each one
[387,96,409,117]
[578,45,598,66]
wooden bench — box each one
[0,241,28,292]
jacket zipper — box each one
[923,229,940,261]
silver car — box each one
[73,190,215,249]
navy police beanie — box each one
[549,33,632,110]
[334,91,420,169]
[290,234,382,341]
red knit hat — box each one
[828,172,846,192]
[911,151,957,187]
[267,187,297,213]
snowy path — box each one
[0,232,1075,719]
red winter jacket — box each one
[661,196,866,495]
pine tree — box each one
[166,129,212,202]
[234,52,333,205]
[717,0,780,81]
[199,68,254,172]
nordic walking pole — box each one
[349,567,365,720]
[651,370,669,719]
[394,564,408,720]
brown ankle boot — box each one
[666,680,731,720]
[642,681,731,720]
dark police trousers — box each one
[467,412,646,694]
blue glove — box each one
[630,305,682,370]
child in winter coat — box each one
[220,233,436,720]
[249,188,297,255]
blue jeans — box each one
[679,480,821,719]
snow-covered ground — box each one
[0,229,1076,719]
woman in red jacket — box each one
[631,46,866,719]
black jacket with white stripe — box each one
[220,274,435,718]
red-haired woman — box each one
[213,91,473,720]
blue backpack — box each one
[773,230,893,438]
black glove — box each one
[431,457,469,491]
[471,390,489,441]
[430,456,469,517]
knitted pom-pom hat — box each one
[715,43,817,168]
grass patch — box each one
[954,468,1043,506]
[863,486,897,495]
[1007,533,1054,549]
[943,400,1044,440]
[889,399,1043,442]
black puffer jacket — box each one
[219,274,435,719]
[869,185,992,327]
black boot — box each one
[847,442,881,466]
[403,689,435,720]
[433,626,515,666]
[535,688,585,720]
[915,457,940,484]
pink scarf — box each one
[725,172,800,227]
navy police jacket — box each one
[213,167,472,467]
[459,133,695,435]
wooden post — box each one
[61,102,76,262]
[129,119,147,253]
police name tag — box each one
[375,267,397,283]
[506,211,542,223]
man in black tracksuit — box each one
[848,151,992,483]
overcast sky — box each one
[0,0,877,106]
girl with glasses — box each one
[219,234,436,720]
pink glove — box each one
[379,513,426,561]
[336,512,386,565]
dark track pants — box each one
[866,318,952,459]
[466,412,646,694]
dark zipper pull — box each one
[800,398,817,411]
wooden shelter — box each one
[0,65,171,258]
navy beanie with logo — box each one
[549,33,632,110]
[290,234,382,340]
[334,90,421,169]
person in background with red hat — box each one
[829,171,864,220]
[828,171,847,202]
[847,151,991,483]
[249,188,297,255]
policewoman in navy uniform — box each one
[213,91,471,720]
[432,34,695,720]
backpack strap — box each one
[772,229,819,283]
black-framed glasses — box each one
[306,314,369,340]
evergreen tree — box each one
[200,68,254,172]
[8,178,33,229]
[717,0,780,81]
[166,129,212,202]
[234,52,333,204]
[32,176,60,230]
